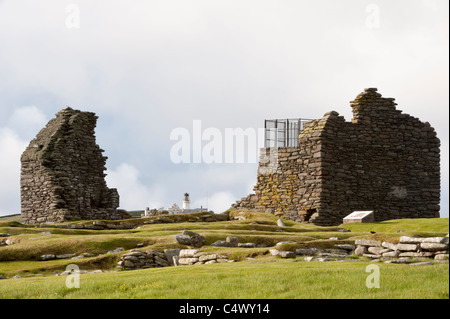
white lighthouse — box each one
[182,193,190,211]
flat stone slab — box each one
[343,211,374,224]
[355,239,381,247]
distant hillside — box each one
[0,214,21,223]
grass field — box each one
[0,211,448,299]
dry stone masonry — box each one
[355,236,449,262]
[234,88,440,226]
[20,107,122,224]
[117,248,233,270]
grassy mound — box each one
[0,211,448,299]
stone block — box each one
[178,258,199,265]
[355,239,381,247]
[397,243,418,252]
[343,211,374,224]
[179,249,199,258]
[420,243,449,251]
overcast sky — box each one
[0,0,448,217]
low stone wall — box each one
[117,248,234,270]
[175,249,232,266]
[355,236,449,261]
[117,249,169,270]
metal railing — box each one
[264,118,313,148]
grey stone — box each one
[399,236,425,244]
[226,236,239,247]
[362,254,382,259]
[334,244,355,251]
[164,248,181,265]
[434,254,449,260]
[269,249,280,256]
[107,247,124,254]
[174,234,192,245]
[199,254,218,262]
[172,256,179,266]
[190,234,206,248]
[56,253,77,259]
[396,243,418,251]
[178,257,199,265]
[381,241,397,251]
[276,241,292,246]
[211,240,229,247]
[420,242,448,251]
[319,253,348,258]
[399,252,423,257]
[278,251,296,258]
[93,221,107,227]
[355,239,381,247]
[276,219,286,227]
[354,246,367,256]
[385,259,410,264]
[295,248,322,256]
[154,255,169,266]
[325,248,349,255]
[382,250,400,258]
[217,258,229,263]
[39,254,56,261]
[422,237,449,245]
[179,249,199,258]
[368,247,384,255]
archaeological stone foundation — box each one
[233,88,440,226]
[21,107,122,224]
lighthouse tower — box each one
[182,193,190,211]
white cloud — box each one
[192,191,236,214]
[0,127,27,215]
[105,163,166,211]
[0,0,448,218]
[7,105,47,140]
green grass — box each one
[0,211,448,299]
[0,260,448,299]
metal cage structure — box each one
[264,118,313,148]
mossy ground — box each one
[0,211,448,299]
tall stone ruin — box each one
[21,107,122,224]
[233,88,441,226]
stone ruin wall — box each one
[234,88,440,226]
[21,107,122,224]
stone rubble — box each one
[174,230,206,248]
[354,236,449,261]
[117,248,234,270]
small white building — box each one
[144,193,210,216]
[167,203,182,215]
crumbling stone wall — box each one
[234,88,440,226]
[21,107,122,224]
